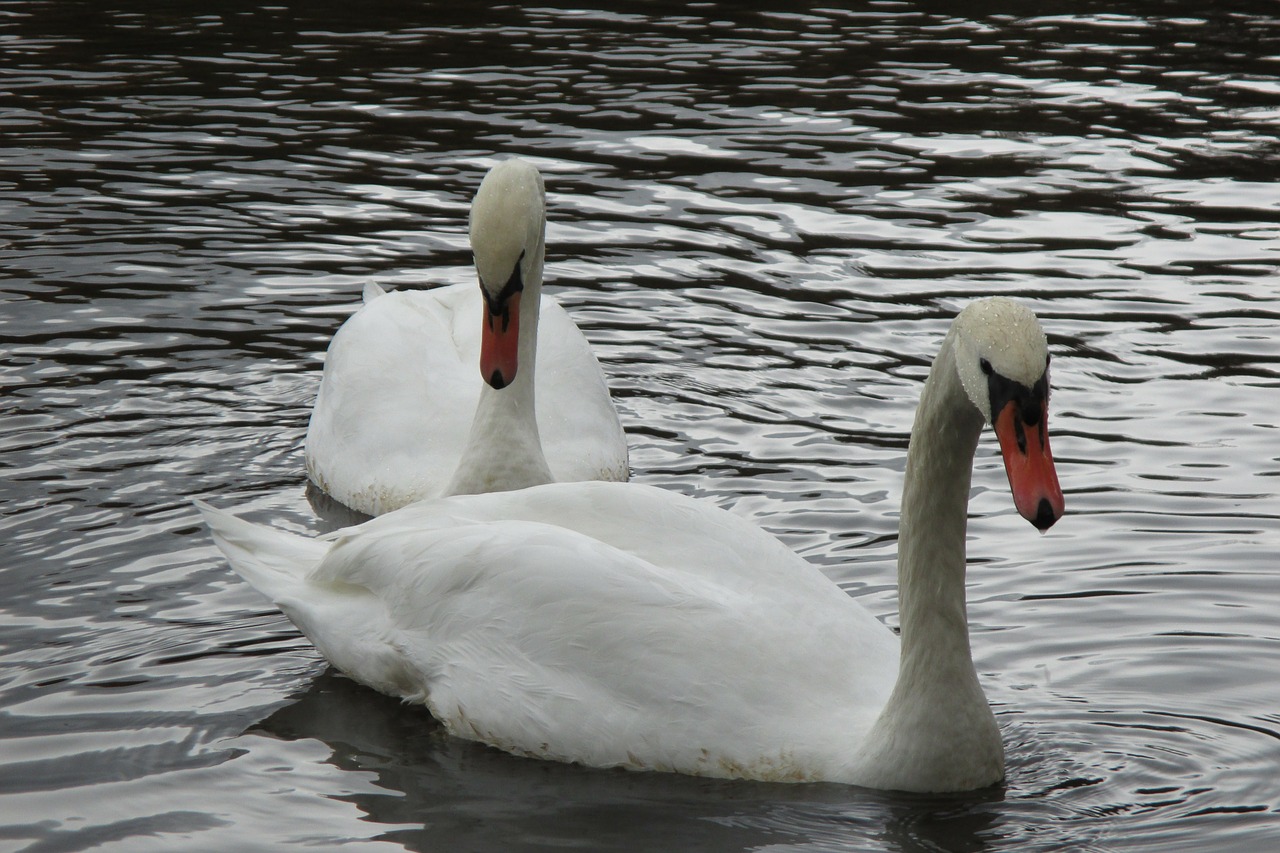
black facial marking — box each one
[986,361,1049,454]
[480,249,526,318]
[485,303,512,334]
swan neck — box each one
[895,330,983,666]
[849,330,1002,791]
[446,246,552,496]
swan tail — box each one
[195,500,327,605]
[362,281,387,303]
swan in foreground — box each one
[201,297,1064,792]
[304,159,628,516]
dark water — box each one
[3,2,1279,850]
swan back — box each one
[213,482,898,782]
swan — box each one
[304,158,628,516]
[200,297,1064,792]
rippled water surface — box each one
[3,2,1279,851]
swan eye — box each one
[979,358,992,376]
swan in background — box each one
[304,159,628,516]
[201,297,1064,792]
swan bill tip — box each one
[1032,497,1060,532]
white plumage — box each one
[204,297,1064,792]
[304,159,628,516]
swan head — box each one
[469,159,546,390]
[951,297,1065,531]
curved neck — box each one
[446,248,553,497]
[896,331,983,669]
[852,330,1002,791]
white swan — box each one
[201,297,1064,792]
[304,159,628,516]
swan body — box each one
[304,160,628,516]
[203,297,1064,792]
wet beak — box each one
[994,400,1065,531]
[479,291,521,389]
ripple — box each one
[3,3,1280,851]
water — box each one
[2,2,1278,850]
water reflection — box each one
[2,1,1279,850]
[255,670,1009,853]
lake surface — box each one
[2,2,1279,850]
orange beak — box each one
[479,291,520,389]
[994,400,1065,531]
